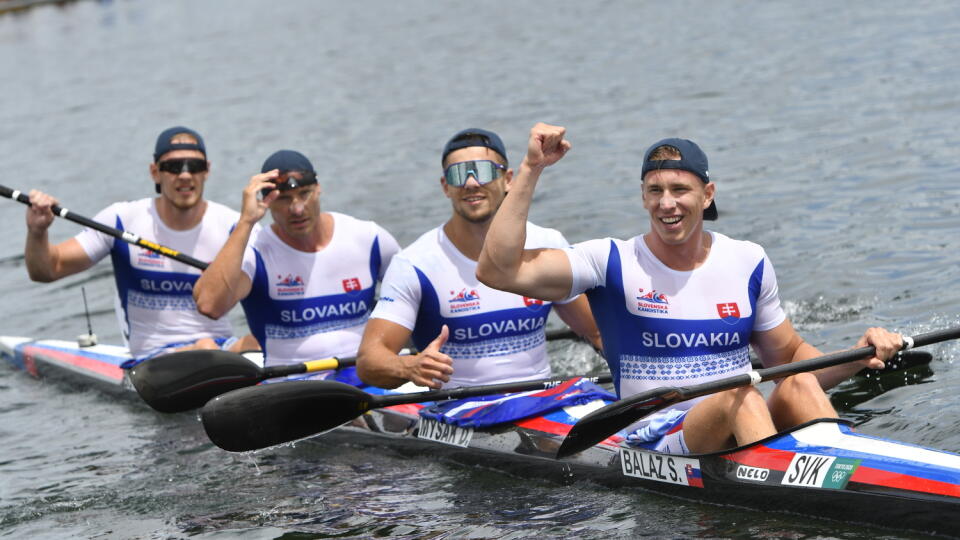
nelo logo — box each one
[736,465,770,482]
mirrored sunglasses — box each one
[157,158,208,175]
[443,160,506,187]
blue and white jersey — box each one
[370,223,573,388]
[74,198,239,357]
[565,231,786,424]
[239,212,399,366]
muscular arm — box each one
[192,220,254,319]
[356,318,453,390]
[24,190,95,282]
[477,123,576,302]
[25,235,96,282]
[751,319,902,391]
[193,172,277,319]
[552,295,603,352]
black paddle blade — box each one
[129,350,264,413]
[200,380,374,452]
[556,387,682,459]
[833,350,934,410]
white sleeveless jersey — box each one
[240,212,399,366]
[74,198,239,357]
[565,231,786,426]
[370,222,572,388]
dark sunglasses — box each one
[260,171,319,198]
[157,158,208,175]
[443,160,506,187]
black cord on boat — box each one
[78,287,98,347]
[82,287,93,336]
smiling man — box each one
[477,123,903,454]
[356,128,601,390]
[24,126,244,360]
[193,149,400,367]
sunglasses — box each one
[443,160,506,187]
[260,171,318,198]
[157,158,208,175]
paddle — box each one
[130,326,584,413]
[832,350,934,411]
[1,184,208,269]
[201,372,614,452]
[128,349,361,413]
[555,326,960,459]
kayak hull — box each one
[2,336,958,536]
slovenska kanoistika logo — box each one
[276,274,305,296]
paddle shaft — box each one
[2,184,209,270]
[261,356,355,378]
[371,373,613,409]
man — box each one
[25,126,245,360]
[193,149,400,367]
[356,128,601,390]
[476,123,903,454]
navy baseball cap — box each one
[153,126,206,162]
[641,138,717,221]
[441,128,508,166]
[260,149,317,191]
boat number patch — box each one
[418,418,474,448]
[781,453,861,489]
[736,465,770,482]
[620,448,704,488]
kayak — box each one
[2,335,957,536]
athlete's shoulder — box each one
[710,231,767,260]
[396,226,442,260]
[203,200,241,222]
[92,198,151,224]
[110,197,152,213]
[328,211,390,238]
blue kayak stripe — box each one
[768,423,960,485]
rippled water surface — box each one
[1,1,959,538]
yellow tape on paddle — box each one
[138,239,184,258]
[303,358,340,372]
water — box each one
[1,0,959,538]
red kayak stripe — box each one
[722,445,796,469]
[22,345,124,382]
[386,403,424,415]
[851,466,960,497]
[515,415,623,447]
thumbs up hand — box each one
[402,325,454,389]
